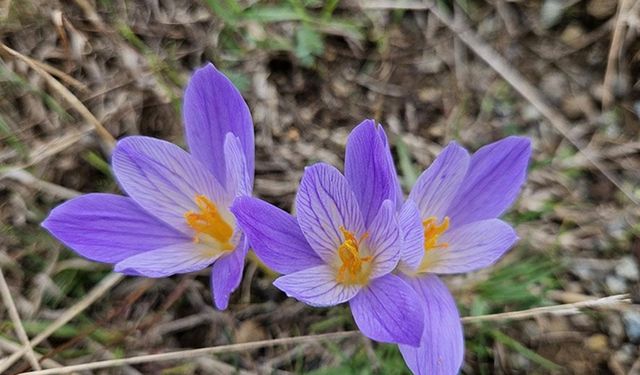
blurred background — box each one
[1,0,640,373]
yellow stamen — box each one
[423,216,450,251]
[335,227,371,285]
[184,195,234,251]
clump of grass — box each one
[203,0,364,67]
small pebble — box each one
[606,275,628,294]
[622,310,640,344]
[585,334,608,352]
[616,257,640,281]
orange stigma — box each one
[336,227,371,285]
[184,195,234,251]
[423,216,450,251]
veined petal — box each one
[114,242,220,278]
[363,200,400,279]
[231,197,323,274]
[41,194,189,263]
[183,63,254,186]
[377,124,404,209]
[273,265,361,307]
[446,136,531,227]
[223,133,252,198]
[345,120,399,226]
[399,274,464,375]
[296,163,365,264]
[349,274,423,346]
[408,142,470,220]
[111,136,226,235]
[397,200,425,271]
[211,235,249,310]
[423,219,517,274]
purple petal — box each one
[397,200,425,271]
[362,200,400,279]
[211,235,249,310]
[296,163,365,264]
[345,120,400,226]
[111,136,227,235]
[273,265,361,307]
[42,194,188,263]
[423,219,517,274]
[231,197,323,274]
[446,136,531,227]
[183,63,254,186]
[349,274,423,346]
[377,124,405,209]
[399,274,464,375]
[114,242,220,278]
[408,142,470,220]
[223,133,252,197]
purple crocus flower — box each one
[396,136,531,374]
[42,64,254,310]
[232,120,424,346]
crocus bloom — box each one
[42,64,254,309]
[232,120,424,346]
[396,136,531,374]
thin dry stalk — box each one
[425,0,639,206]
[0,268,41,370]
[0,43,116,149]
[0,337,63,370]
[1,169,81,199]
[357,0,640,206]
[20,292,633,375]
[0,273,124,373]
[22,331,359,375]
[29,56,88,92]
[602,0,636,109]
[461,293,631,323]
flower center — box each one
[184,195,235,251]
[423,216,450,251]
[335,226,371,285]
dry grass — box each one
[1,0,640,374]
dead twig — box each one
[21,292,633,375]
[0,43,116,149]
[358,0,640,206]
[0,268,41,370]
[0,273,124,373]
[22,331,359,375]
[602,0,636,109]
[0,337,63,370]
[462,293,631,323]
[1,169,81,199]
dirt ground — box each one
[1,0,640,374]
